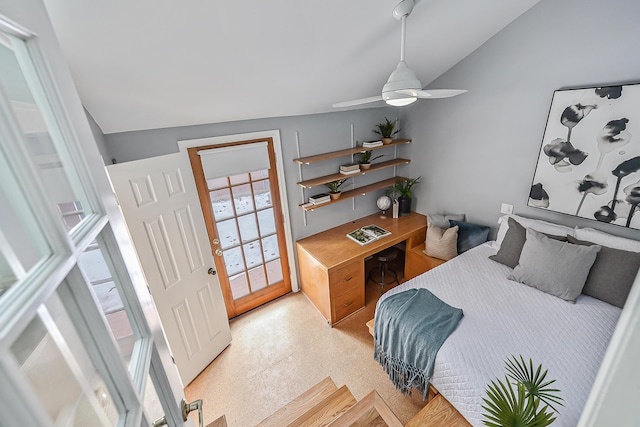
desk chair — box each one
[368,247,399,293]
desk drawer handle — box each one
[343,300,353,307]
[342,275,353,283]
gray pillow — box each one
[508,229,600,303]
[427,213,465,229]
[567,235,640,308]
[489,217,568,268]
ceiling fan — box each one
[333,0,467,108]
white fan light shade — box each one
[382,60,420,106]
[332,0,467,109]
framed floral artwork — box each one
[529,83,640,229]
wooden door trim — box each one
[187,137,292,318]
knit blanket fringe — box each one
[373,288,464,401]
[374,345,431,400]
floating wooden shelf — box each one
[299,177,402,211]
[293,139,411,165]
[297,158,410,188]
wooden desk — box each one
[296,212,427,326]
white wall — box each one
[104,108,410,240]
[404,0,640,240]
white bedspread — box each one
[378,243,621,427]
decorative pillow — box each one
[427,213,466,229]
[567,235,640,308]
[508,229,600,303]
[424,224,458,261]
[495,214,574,249]
[489,217,568,268]
[573,227,640,253]
[449,220,490,254]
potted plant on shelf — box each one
[325,178,348,200]
[388,176,421,215]
[373,117,400,144]
[356,150,384,170]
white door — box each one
[107,153,232,385]
[0,10,188,427]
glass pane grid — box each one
[212,170,283,300]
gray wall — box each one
[105,109,410,240]
[404,0,640,240]
[85,109,111,163]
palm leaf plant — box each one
[482,356,563,427]
[325,178,347,194]
[373,117,400,139]
[357,150,384,165]
[388,176,421,199]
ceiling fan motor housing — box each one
[382,60,422,102]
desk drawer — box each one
[329,261,363,297]
[332,285,364,322]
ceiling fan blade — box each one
[396,89,468,99]
[332,96,383,108]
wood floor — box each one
[186,254,428,426]
[256,377,402,427]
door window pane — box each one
[243,241,263,270]
[206,176,227,191]
[257,208,276,236]
[253,179,272,209]
[12,299,118,426]
[232,184,254,215]
[210,188,233,221]
[250,170,269,181]
[77,241,138,368]
[248,266,267,292]
[266,259,283,285]
[229,173,249,185]
[222,247,244,276]
[262,235,279,262]
[229,272,250,300]
[0,38,91,235]
[215,218,239,249]
[238,214,259,243]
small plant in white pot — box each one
[356,151,384,170]
[325,178,348,200]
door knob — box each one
[212,238,220,245]
[208,268,217,276]
[214,248,223,256]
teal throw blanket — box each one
[374,288,463,399]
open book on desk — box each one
[346,224,391,245]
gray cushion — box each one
[508,229,601,303]
[427,213,465,229]
[449,220,490,253]
[567,235,640,308]
[489,217,568,268]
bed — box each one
[375,215,635,427]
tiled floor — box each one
[185,255,425,426]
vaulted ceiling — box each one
[43,0,540,134]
